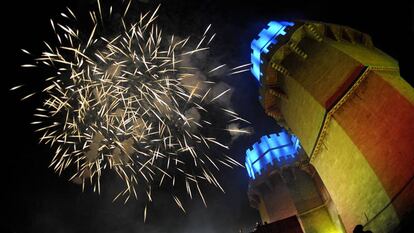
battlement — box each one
[251,21,294,81]
[245,130,301,179]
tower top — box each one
[251,21,295,81]
[245,130,301,179]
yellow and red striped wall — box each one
[254,21,414,233]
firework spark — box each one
[15,2,250,213]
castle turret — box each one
[246,130,344,233]
[249,20,414,233]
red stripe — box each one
[324,65,365,109]
[334,71,414,217]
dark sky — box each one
[4,1,413,233]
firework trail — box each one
[13,1,250,215]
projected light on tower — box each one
[250,21,294,81]
[245,130,301,179]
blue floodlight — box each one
[250,21,294,82]
[245,130,301,179]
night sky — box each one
[4,1,413,233]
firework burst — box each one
[14,1,250,214]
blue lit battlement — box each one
[251,21,294,82]
[245,130,301,179]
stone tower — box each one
[248,21,414,233]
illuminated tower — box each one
[246,130,344,233]
[249,21,414,233]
